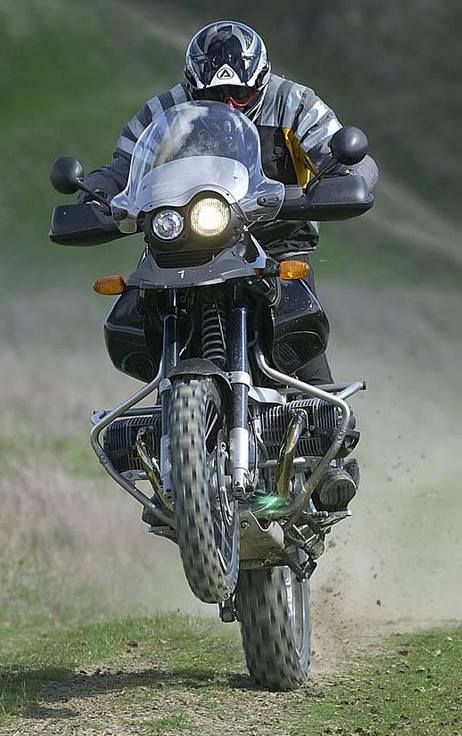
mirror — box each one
[50,156,84,194]
[329,127,368,166]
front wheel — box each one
[235,554,311,690]
[169,377,239,603]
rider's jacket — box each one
[84,73,378,258]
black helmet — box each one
[185,21,271,120]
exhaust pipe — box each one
[275,410,307,500]
[136,429,174,513]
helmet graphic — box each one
[185,21,271,120]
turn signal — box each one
[278,260,310,280]
[93,275,126,295]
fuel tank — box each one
[265,279,330,375]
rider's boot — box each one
[141,501,158,526]
[311,458,360,512]
[141,490,174,526]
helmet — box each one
[185,21,271,120]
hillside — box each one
[0,0,181,286]
[1,0,461,618]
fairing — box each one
[111,101,284,232]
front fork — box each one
[228,303,250,494]
[159,288,251,495]
[159,292,179,493]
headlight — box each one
[189,196,230,238]
[152,210,184,240]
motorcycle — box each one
[49,100,373,691]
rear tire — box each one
[169,377,239,604]
[235,555,311,690]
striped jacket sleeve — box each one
[290,86,379,189]
[79,101,155,200]
[114,96,164,160]
[80,94,169,200]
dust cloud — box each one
[311,282,462,639]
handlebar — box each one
[49,175,373,246]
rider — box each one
[81,21,379,511]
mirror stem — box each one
[77,181,112,212]
[307,158,339,190]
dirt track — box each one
[0,626,377,736]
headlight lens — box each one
[190,196,230,238]
[152,210,184,240]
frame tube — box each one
[90,362,173,527]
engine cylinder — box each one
[103,413,161,472]
[258,398,358,459]
[103,398,358,474]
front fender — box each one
[168,358,232,394]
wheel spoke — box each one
[207,431,236,573]
[205,411,219,446]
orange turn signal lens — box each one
[93,275,126,295]
[278,260,310,280]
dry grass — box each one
[0,291,207,622]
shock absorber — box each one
[201,301,227,369]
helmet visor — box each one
[195,85,258,105]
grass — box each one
[311,630,462,736]
[1,0,179,285]
[146,712,194,735]
[0,433,103,481]
[0,615,460,734]
[0,615,241,723]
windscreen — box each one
[111,101,284,232]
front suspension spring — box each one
[201,302,227,369]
